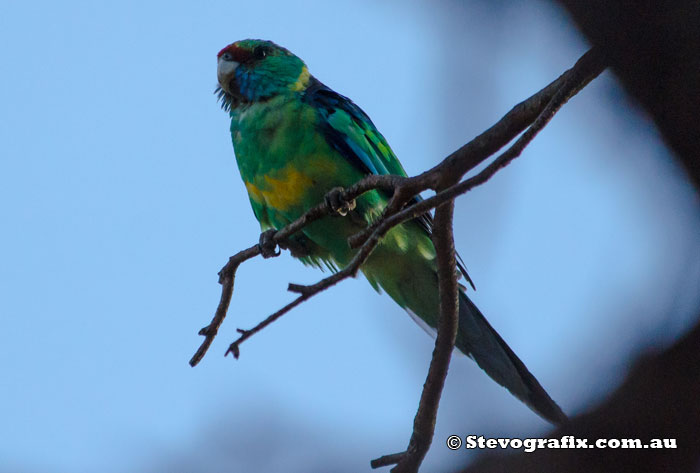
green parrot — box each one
[216,39,566,425]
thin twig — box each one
[189,244,260,366]
[225,293,308,358]
[189,201,335,366]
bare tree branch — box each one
[189,244,260,367]
[189,202,333,366]
[371,200,460,473]
[190,46,607,472]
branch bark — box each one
[371,200,460,473]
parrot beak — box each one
[217,58,239,93]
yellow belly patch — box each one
[245,166,314,210]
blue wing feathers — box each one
[303,78,475,289]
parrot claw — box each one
[258,229,281,258]
[325,187,356,216]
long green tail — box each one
[362,230,567,425]
[456,291,567,425]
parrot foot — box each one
[258,229,281,258]
[325,187,356,216]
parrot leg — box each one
[325,186,356,216]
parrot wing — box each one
[304,78,474,289]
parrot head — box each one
[216,39,310,110]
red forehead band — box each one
[217,44,234,58]
[217,44,252,63]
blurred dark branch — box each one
[458,319,700,473]
[191,47,604,473]
[556,0,700,187]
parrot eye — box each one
[253,46,270,60]
[221,52,233,61]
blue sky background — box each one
[1,1,699,472]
